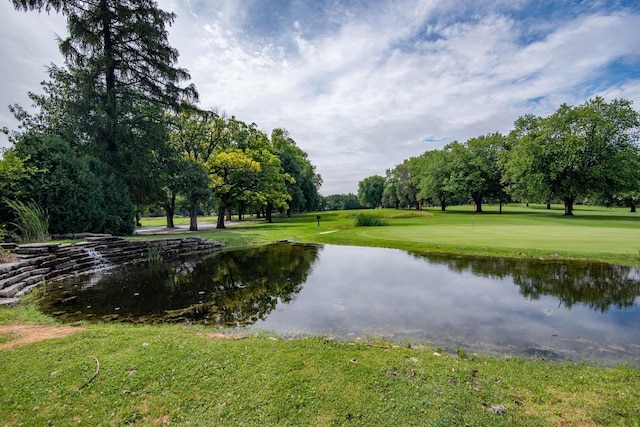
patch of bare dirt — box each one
[202,332,244,340]
[0,324,85,350]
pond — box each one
[39,243,640,365]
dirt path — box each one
[0,324,84,350]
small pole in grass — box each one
[317,215,321,226]
[472,202,475,230]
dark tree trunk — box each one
[216,206,226,229]
[101,0,117,153]
[165,192,176,228]
[189,199,198,231]
[473,194,483,212]
[440,198,446,211]
[546,202,551,210]
[287,208,291,218]
[499,190,504,214]
[226,207,232,222]
[563,197,574,216]
[630,204,636,213]
[266,202,273,223]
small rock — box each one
[432,352,442,357]
[489,404,506,415]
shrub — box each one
[354,214,390,227]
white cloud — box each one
[1,1,639,195]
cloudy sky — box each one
[2,0,640,194]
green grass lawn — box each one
[140,204,640,264]
[3,204,639,425]
[1,305,638,426]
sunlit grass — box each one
[139,215,218,227]
[0,307,638,426]
[137,204,640,264]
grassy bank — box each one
[1,306,639,426]
[140,204,640,265]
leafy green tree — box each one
[323,194,361,210]
[9,0,196,230]
[446,133,505,213]
[415,149,453,211]
[504,98,640,215]
[383,160,421,209]
[382,168,401,209]
[207,148,262,229]
[0,148,39,223]
[170,107,225,163]
[271,128,322,214]
[357,175,385,208]
[167,107,223,229]
[254,148,292,223]
[11,0,197,155]
[12,133,134,234]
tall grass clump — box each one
[3,198,49,243]
[354,213,390,227]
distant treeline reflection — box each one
[412,253,640,312]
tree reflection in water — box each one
[411,253,640,312]
[39,243,321,326]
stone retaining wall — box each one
[0,236,223,306]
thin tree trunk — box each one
[226,207,232,222]
[101,0,117,153]
[630,203,636,213]
[189,199,198,231]
[440,198,446,211]
[165,193,176,228]
[216,206,225,229]
[266,202,273,223]
[546,202,551,210]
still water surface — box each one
[39,243,640,364]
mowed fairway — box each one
[345,206,640,255]
[292,204,640,264]
[140,204,640,264]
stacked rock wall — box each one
[0,236,223,306]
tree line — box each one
[356,97,640,215]
[0,0,322,239]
